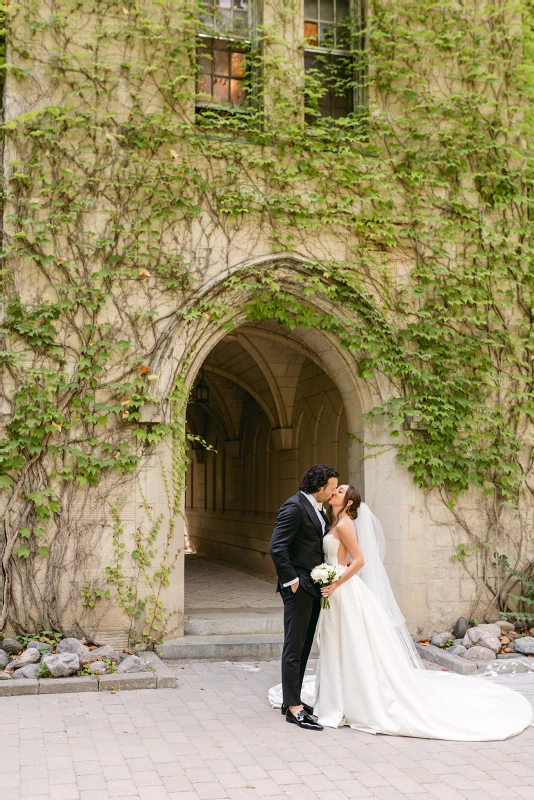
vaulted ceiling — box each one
[188,322,333,448]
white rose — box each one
[311,565,329,583]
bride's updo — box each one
[339,485,361,521]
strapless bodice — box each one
[323,533,346,571]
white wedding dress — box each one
[269,524,533,741]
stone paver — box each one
[0,658,531,800]
[185,555,280,611]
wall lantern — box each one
[195,368,210,404]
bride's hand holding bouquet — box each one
[311,563,341,609]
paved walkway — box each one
[0,658,533,800]
[185,556,280,612]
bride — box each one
[269,485,533,740]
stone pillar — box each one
[363,417,428,636]
[135,436,185,640]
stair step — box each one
[184,609,283,636]
[157,633,285,661]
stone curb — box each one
[139,650,178,688]
[99,672,156,691]
[415,642,479,674]
[0,678,39,696]
[0,651,176,696]
[39,676,98,694]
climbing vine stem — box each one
[0,0,533,636]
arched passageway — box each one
[184,321,360,604]
[147,259,430,642]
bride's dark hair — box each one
[335,485,361,523]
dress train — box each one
[268,534,532,741]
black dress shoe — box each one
[285,708,324,731]
[281,703,316,717]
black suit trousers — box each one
[280,584,321,706]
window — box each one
[304,50,354,120]
[304,0,351,49]
[304,0,365,122]
[196,0,252,111]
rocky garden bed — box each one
[417,617,534,674]
[0,635,176,695]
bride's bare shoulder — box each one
[337,515,356,536]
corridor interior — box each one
[185,321,354,608]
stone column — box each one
[363,417,428,636]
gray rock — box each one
[88,661,107,674]
[12,664,40,679]
[7,648,41,672]
[495,620,515,632]
[117,655,145,674]
[42,652,80,677]
[0,650,8,670]
[464,645,496,660]
[0,671,12,680]
[88,645,122,664]
[26,641,52,653]
[514,636,534,655]
[0,638,23,655]
[497,652,528,660]
[430,631,454,647]
[463,628,500,652]
[452,617,469,639]
[57,638,90,664]
[476,623,502,639]
[447,644,467,656]
[453,639,464,646]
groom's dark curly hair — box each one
[299,464,339,494]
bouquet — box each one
[311,563,341,610]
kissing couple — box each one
[268,464,531,740]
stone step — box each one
[157,633,285,661]
[157,633,319,662]
[184,609,283,636]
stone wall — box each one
[2,0,526,642]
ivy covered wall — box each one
[0,0,533,641]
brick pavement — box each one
[0,658,532,800]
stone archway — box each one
[184,322,354,590]
[150,256,429,649]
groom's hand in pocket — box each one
[291,579,300,593]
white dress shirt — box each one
[282,492,326,587]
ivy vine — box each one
[0,0,533,637]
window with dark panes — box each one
[196,0,252,111]
[304,0,365,122]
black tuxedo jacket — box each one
[269,493,329,597]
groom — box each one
[269,464,339,731]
